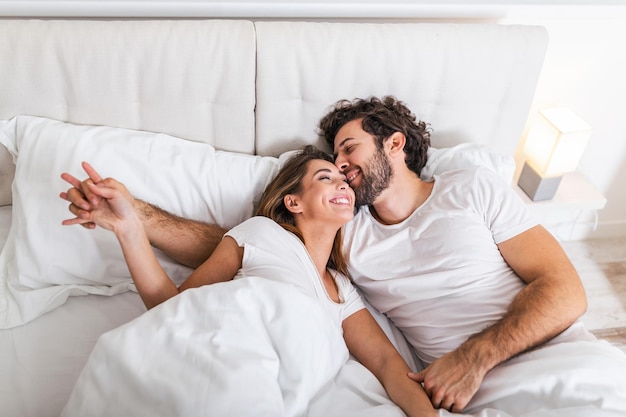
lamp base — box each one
[517,161,562,201]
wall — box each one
[500,14,626,240]
[1,0,624,239]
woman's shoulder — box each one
[232,215,279,230]
[226,216,283,241]
[329,269,355,288]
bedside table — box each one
[513,171,607,240]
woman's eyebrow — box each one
[314,168,333,176]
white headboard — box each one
[255,22,548,156]
[0,19,257,153]
[0,19,548,205]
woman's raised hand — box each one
[60,162,138,233]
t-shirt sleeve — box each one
[471,167,538,244]
[335,273,365,321]
[224,216,271,247]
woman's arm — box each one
[69,170,241,309]
[342,309,437,417]
[120,221,242,309]
[60,162,226,268]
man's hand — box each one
[408,346,487,413]
[60,162,136,232]
[59,161,105,228]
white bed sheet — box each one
[0,203,145,417]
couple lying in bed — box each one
[61,96,626,416]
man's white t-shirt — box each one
[226,216,365,328]
[343,167,538,364]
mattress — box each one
[0,204,146,417]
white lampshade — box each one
[522,107,592,177]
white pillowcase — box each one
[0,115,279,328]
[422,143,515,183]
[0,115,514,328]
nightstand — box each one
[514,171,607,240]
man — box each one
[61,96,622,414]
[316,96,588,412]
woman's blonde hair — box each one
[255,145,350,277]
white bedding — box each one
[59,273,626,417]
[458,326,626,416]
[60,278,406,417]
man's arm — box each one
[134,200,226,268]
[61,163,226,268]
[410,224,587,412]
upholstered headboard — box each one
[0,19,548,205]
[254,22,548,156]
[0,19,257,152]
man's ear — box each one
[284,194,303,214]
[387,132,406,157]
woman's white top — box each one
[225,216,365,328]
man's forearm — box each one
[461,273,587,372]
[414,226,588,411]
[466,225,588,372]
[134,200,227,268]
[413,274,587,411]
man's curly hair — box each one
[318,96,431,176]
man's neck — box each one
[370,174,434,225]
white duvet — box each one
[61,277,626,417]
[60,277,405,417]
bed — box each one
[1,19,625,417]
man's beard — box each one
[354,147,393,207]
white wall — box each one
[500,15,626,240]
[1,1,624,239]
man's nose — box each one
[335,157,349,172]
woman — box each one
[61,146,436,417]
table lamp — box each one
[518,107,592,201]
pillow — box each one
[0,115,280,328]
[422,143,515,183]
[0,115,515,329]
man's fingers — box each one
[62,217,95,227]
[81,161,104,183]
[60,188,90,210]
[65,202,92,218]
[61,201,96,228]
[441,400,455,412]
[407,371,425,383]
